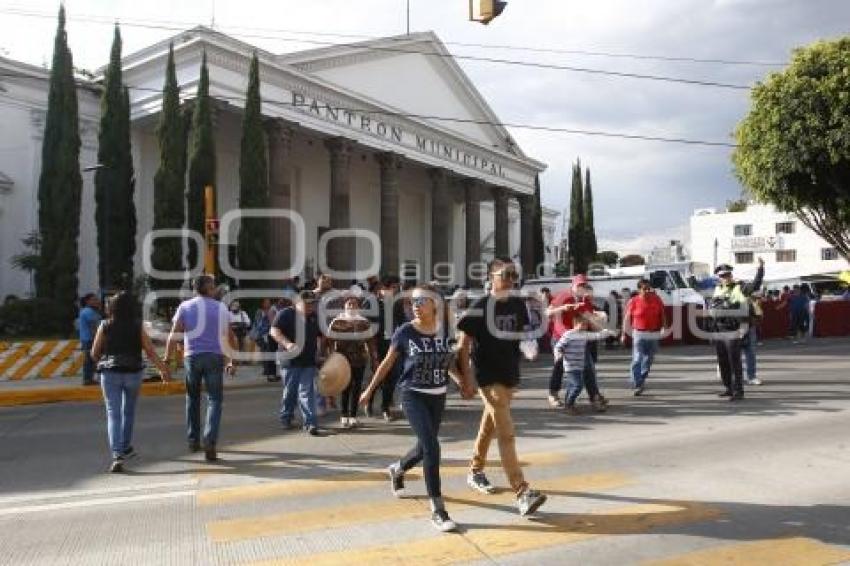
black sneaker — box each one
[109,458,124,473]
[189,442,201,453]
[306,426,320,436]
[430,509,458,533]
[204,446,218,462]
[718,390,733,398]
[517,488,547,516]
[633,385,645,396]
[387,464,406,497]
[467,471,496,494]
[730,392,744,402]
[121,446,137,460]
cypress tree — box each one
[532,174,545,270]
[94,25,136,291]
[236,53,270,286]
[151,43,188,292]
[187,51,216,271]
[583,167,597,263]
[36,5,82,333]
[567,159,586,273]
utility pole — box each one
[406,0,410,35]
[204,185,218,276]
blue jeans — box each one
[100,370,143,457]
[82,341,96,383]
[184,353,225,447]
[565,351,601,405]
[280,366,318,428]
[399,389,446,499]
[630,332,659,388]
[742,326,757,380]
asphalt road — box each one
[1,338,849,565]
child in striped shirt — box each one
[554,314,613,414]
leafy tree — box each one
[620,254,646,267]
[187,51,216,271]
[567,159,586,273]
[734,37,850,261]
[151,43,189,294]
[237,53,270,286]
[583,167,597,261]
[596,250,619,267]
[725,198,748,213]
[36,5,82,333]
[94,25,136,290]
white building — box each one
[0,27,559,299]
[690,203,849,284]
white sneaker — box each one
[350,417,359,428]
[749,377,763,385]
[340,417,350,429]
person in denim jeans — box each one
[360,284,475,533]
[622,279,667,396]
[165,275,237,462]
[553,314,613,415]
[91,292,171,472]
[270,290,322,435]
[78,293,102,385]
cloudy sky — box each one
[2,0,849,254]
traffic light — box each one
[469,0,507,25]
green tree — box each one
[733,37,850,261]
[620,254,646,267]
[94,25,136,290]
[236,53,270,286]
[187,50,216,270]
[583,167,597,262]
[532,174,545,271]
[567,159,587,273]
[596,250,619,267]
[725,198,748,213]
[36,5,82,333]
[151,43,188,293]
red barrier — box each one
[814,301,850,337]
[760,303,789,339]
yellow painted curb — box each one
[0,381,186,407]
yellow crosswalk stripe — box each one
[245,501,722,565]
[198,451,566,506]
[644,537,850,566]
[206,472,629,543]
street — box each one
[1,338,849,565]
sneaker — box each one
[382,411,393,423]
[189,442,201,453]
[109,458,124,473]
[341,417,351,429]
[547,395,564,409]
[730,392,744,402]
[467,471,496,494]
[564,404,581,416]
[517,488,547,517]
[350,417,360,428]
[633,385,645,396]
[430,509,458,533]
[595,395,610,407]
[306,426,320,436]
[204,446,218,462]
[591,398,608,413]
[121,446,138,460]
[748,377,763,386]
[718,390,733,398]
[388,464,406,497]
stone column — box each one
[377,152,403,278]
[265,119,296,273]
[464,179,482,287]
[519,194,535,279]
[429,168,451,278]
[493,187,510,258]
[324,137,354,278]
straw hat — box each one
[318,352,351,396]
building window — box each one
[733,224,752,237]
[734,252,754,264]
[775,221,796,234]
[822,247,839,261]
[776,250,797,262]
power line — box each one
[0,70,737,148]
[0,6,754,90]
[0,5,785,67]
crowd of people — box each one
[76,254,830,532]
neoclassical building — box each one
[0,27,557,298]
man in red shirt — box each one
[622,278,667,396]
[544,275,593,407]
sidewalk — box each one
[0,367,275,407]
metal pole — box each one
[406,0,410,35]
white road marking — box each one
[0,479,198,506]
[0,490,195,517]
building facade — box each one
[690,204,849,282]
[0,28,557,299]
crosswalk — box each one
[189,448,850,565]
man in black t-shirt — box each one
[456,257,547,517]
